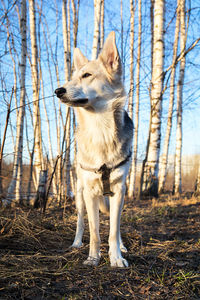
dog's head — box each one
[55,32,124,111]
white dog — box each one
[55,32,133,267]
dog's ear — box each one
[73,48,88,70]
[98,31,122,78]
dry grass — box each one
[0,195,200,299]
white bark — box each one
[158,0,180,194]
[7,0,27,204]
[128,0,141,198]
[62,0,71,82]
[71,0,80,49]
[100,0,104,51]
[142,0,165,196]
[128,0,135,119]
[174,0,186,195]
[29,0,43,186]
[91,0,101,60]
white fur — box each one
[56,32,132,267]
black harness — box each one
[80,152,132,197]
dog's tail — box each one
[99,196,110,215]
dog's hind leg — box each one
[99,196,109,215]
[83,190,101,266]
[71,184,85,248]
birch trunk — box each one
[194,162,200,196]
[7,0,27,204]
[141,0,164,197]
[174,0,186,195]
[0,90,13,204]
[99,0,104,51]
[62,0,71,82]
[71,0,80,49]
[29,0,43,187]
[126,0,135,195]
[128,0,141,198]
[62,0,72,199]
[91,0,101,60]
[158,1,180,194]
[128,0,135,119]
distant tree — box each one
[158,0,180,194]
[194,162,200,196]
[141,0,165,197]
[92,0,102,60]
[6,0,27,205]
[29,0,44,191]
[128,0,141,199]
[174,0,186,195]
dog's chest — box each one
[76,114,120,166]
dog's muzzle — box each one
[55,87,66,98]
[55,87,88,106]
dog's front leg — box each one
[83,189,101,266]
[109,186,128,267]
[72,184,85,248]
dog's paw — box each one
[83,256,100,267]
[110,256,129,268]
[120,244,128,253]
[71,240,83,248]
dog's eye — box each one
[82,73,92,79]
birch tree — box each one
[100,0,104,51]
[141,0,165,197]
[174,0,186,195]
[62,0,72,198]
[194,162,200,196]
[128,0,141,198]
[158,1,180,194]
[128,0,135,119]
[91,0,102,60]
[29,0,44,187]
[62,0,71,82]
[6,0,27,204]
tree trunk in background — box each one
[158,0,180,194]
[120,0,125,81]
[194,162,200,196]
[128,0,141,199]
[141,0,164,197]
[99,0,104,51]
[34,169,48,209]
[62,0,71,82]
[62,0,72,199]
[92,0,101,60]
[7,0,27,204]
[174,0,186,195]
[71,0,80,50]
[126,0,135,196]
[29,0,44,188]
[0,90,13,204]
[128,0,135,118]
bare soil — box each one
[0,195,200,299]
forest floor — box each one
[0,194,200,299]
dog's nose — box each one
[55,87,66,98]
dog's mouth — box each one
[71,99,88,105]
[62,98,88,106]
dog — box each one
[55,32,133,267]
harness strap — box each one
[80,152,132,197]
